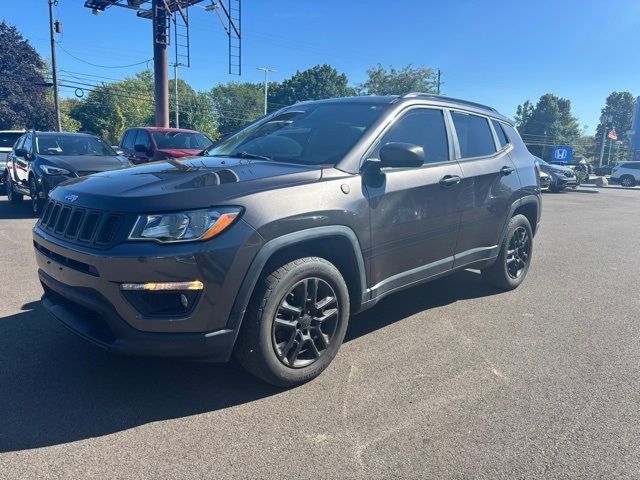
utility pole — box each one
[48,0,62,132]
[599,114,612,167]
[152,0,169,127]
[257,66,276,115]
[436,69,441,95]
[173,63,179,128]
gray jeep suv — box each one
[33,94,541,387]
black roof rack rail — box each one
[399,92,498,113]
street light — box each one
[256,67,276,115]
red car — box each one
[118,127,214,164]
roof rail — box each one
[400,92,498,113]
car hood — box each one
[540,163,573,175]
[38,154,130,173]
[48,156,323,212]
[156,148,203,158]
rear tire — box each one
[482,214,533,291]
[235,256,350,388]
[620,175,635,188]
[6,174,23,204]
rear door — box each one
[450,111,520,267]
[364,107,464,295]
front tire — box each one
[235,256,350,387]
[482,214,533,291]
[29,176,44,215]
[6,174,23,204]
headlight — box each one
[39,165,71,175]
[128,207,242,243]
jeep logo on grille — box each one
[65,193,79,202]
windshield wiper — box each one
[212,151,271,161]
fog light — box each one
[120,280,204,291]
[180,293,189,309]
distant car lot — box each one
[1,187,639,478]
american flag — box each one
[607,129,618,140]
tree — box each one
[269,64,354,107]
[593,91,635,160]
[60,98,81,132]
[169,79,218,139]
[359,64,439,96]
[0,22,55,130]
[515,93,581,159]
[209,82,264,136]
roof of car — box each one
[132,127,200,133]
[293,94,512,124]
[32,131,98,137]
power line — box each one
[57,43,152,69]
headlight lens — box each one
[129,207,242,243]
[39,165,71,175]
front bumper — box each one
[33,221,263,359]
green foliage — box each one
[0,22,55,130]
[593,91,635,157]
[269,64,355,107]
[359,64,439,96]
[169,79,218,139]
[516,93,581,160]
[60,98,81,132]
[209,82,263,136]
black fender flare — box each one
[499,194,540,245]
[226,225,368,335]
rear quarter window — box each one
[491,120,509,149]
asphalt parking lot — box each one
[1,188,639,479]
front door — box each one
[15,132,33,191]
[364,107,464,297]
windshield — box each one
[35,135,116,156]
[152,131,213,150]
[0,132,22,150]
[206,103,387,165]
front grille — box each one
[38,199,126,248]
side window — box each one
[22,134,33,156]
[491,119,509,149]
[374,108,449,164]
[134,130,151,150]
[121,130,134,150]
[13,135,25,152]
[451,111,497,158]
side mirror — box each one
[134,144,149,154]
[378,142,425,169]
[14,148,28,158]
[113,146,124,155]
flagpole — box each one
[607,138,613,164]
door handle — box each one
[500,165,515,175]
[439,175,461,187]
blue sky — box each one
[3,0,640,133]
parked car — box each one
[119,127,214,164]
[539,170,551,190]
[610,161,640,187]
[533,156,577,192]
[0,130,25,191]
[5,131,131,214]
[33,94,541,387]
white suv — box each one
[611,162,640,187]
[0,130,25,191]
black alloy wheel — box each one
[272,277,339,368]
[30,176,43,215]
[506,226,531,279]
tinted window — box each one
[0,132,23,149]
[622,162,640,170]
[122,130,135,150]
[152,131,213,150]
[13,135,25,151]
[207,103,386,165]
[374,108,449,164]
[491,120,509,148]
[22,134,33,154]
[135,130,151,150]
[452,111,497,158]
